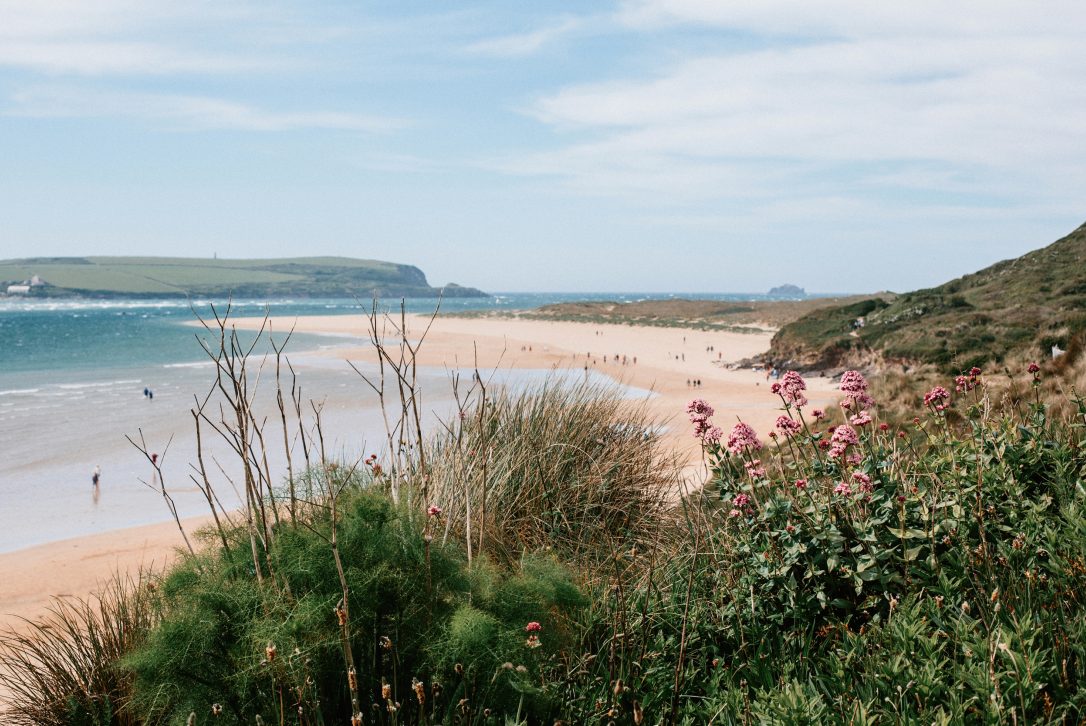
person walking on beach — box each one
[92,465,101,487]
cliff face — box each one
[768,222,1086,372]
[0,256,488,299]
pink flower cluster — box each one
[733,493,751,508]
[525,621,542,633]
[833,481,853,496]
[744,459,767,479]
[427,505,443,517]
[851,471,873,493]
[726,422,763,455]
[840,370,875,408]
[1028,362,1041,374]
[779,371,808,408]
[829,424,858,459]
[955,367,982,393]
[923,386,951,409]
[849,410,872,427]
[686,398,722,444]
[775,415,802,437]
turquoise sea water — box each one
[0,292,768,552]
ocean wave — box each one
[0,387,40,396]
[56,379,143,390]
[162,361,213,369]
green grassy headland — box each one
[0,256,486,299]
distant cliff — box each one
[0,256,487,299]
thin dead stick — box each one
[126,430,195,557]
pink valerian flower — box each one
[923,386,951,407]
[794,479,808,490]
[427,505,443,517]
[775,415,803,437]
[878,422,890,432]
[849,410,872,427]
[829,424,859,458]
[687,398,723,443]
[1028,362,1041,374]
[733,493,751,508]
[833,481,853,496]
[701,425,723,444]
[726,422,762,455]
[770,382,782,394]
[812,409,825,421]
[686,398,715,421]
[525,635,542,649]
[779,371,809,408]
[729,508,742,518]
[525,622,542,633]
[847,453,863,466]
[744,460,767,479]
[840,370,875,408]
[851,471,873,493]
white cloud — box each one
[0,0,289,75]
[503,5,1086,213]
[6,87,405,132]
[466,17,583,57]
[617,0,1086,39]
[0,40,271,75]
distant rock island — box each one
[767,284,807,298]
[0,256,486,299]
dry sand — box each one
[1,312,840,658]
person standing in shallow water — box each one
[92,465,101,487]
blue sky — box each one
[1,1,1083,293]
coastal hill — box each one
[453,295,876,333]
[769,221,1086,372]
[0,256,486,299]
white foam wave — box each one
[0,388,40,396]
[162,361,213,369]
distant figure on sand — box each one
[92,465,101,487]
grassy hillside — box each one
[451,295,876,333]
[770,222,1086,372]
[0,256,486,299]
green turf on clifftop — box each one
[0,256,486,299]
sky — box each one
[0,1,1084,294]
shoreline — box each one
[2,311,839,644]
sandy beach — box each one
[1,313,838,644]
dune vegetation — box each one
[3,305,1086,725]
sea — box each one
[0,292,773,553]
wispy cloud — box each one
[6,87,405,132]
[465,17,582,57]
[0,0,280,75]
[502,6,1086,216]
